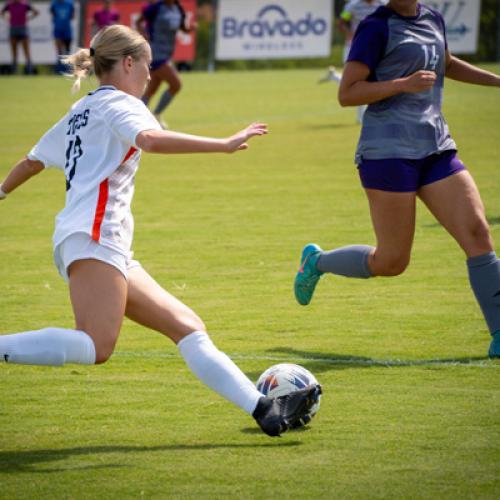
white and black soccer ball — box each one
[256,363,321,427]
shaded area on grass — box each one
[252,347,492,377]
[0,441,301,473]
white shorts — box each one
[54,232,141,282]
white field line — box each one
[114,351,499,368]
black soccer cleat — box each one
[253,384,322,437]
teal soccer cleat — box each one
[294,243,324,306]
[488,331,500,359]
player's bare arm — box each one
[445,50,500,87]
[136,123,268,154]
[338,61,436,107]
[0,157,44,198]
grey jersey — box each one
[348,4,456,161]
[144,1,184,62]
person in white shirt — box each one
[0,24,320,437]
[319,0,386,123]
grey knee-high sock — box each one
[153,90,174,114]
[467,252,500,335]
[317,245,374,278]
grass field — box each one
[1,66,499,498]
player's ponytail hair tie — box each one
[89,47,95,57]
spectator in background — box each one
[50,0,74,73]
[136,0,196,129]
[1,0,39,74]
[319,0,386,123]
[92,0,119,33]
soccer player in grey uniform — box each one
[295,0,500,358]
[136,0,195,128]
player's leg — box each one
[125,265,261,413]
[364,189,416,276]
[54,38,63,72]
[142,68,163,106]
[152,62,181,119]
[418,169,500,355]
[0,259,126,366]
[9,37,18,72]
[295,184,417,305]
[69,259,128,363]
[64,38,71,54]
[125,265,321,435]
[21,37,32,72]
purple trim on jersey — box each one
[347,6,390,76]
[2,1,32,27]
[347,4,449,76]
[358,150,465,192]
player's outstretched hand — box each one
[401,70,437,93]
[225,123,268,153]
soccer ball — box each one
[256,363,321,427]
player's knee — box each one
[377,254,410,276]
[186,313,205,334]
[467,218,493,253]
[93,336,118,364]
[169,80,182,94]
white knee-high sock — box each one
[178,331,262,415]
[0,327,96,366]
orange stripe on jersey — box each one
[92,179,109,242]
[123,146,137,163]
[91,147,137,242]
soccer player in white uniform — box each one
[0,25,320,437]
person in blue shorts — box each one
[294,0,500,358]
[136,0,196,128]
[50,0,74,72]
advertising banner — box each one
[216,0,333,61]
[84,0,196,62]
[0,1,80,64]
[425,0,480,54]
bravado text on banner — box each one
[216,0,333,61]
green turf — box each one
[0,67,499,498]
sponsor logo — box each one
[222,4,327,39]
[426,0,471,39]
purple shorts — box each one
[150,58,170,71]
[358,150,466,192]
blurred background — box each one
[0,0,499,76]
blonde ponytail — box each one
[62,48,93,93]
[62,25,148,93]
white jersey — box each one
[28,86,161,255]
[341,0,386,34]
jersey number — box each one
[422,45,439,71]
[65,135,83,191]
